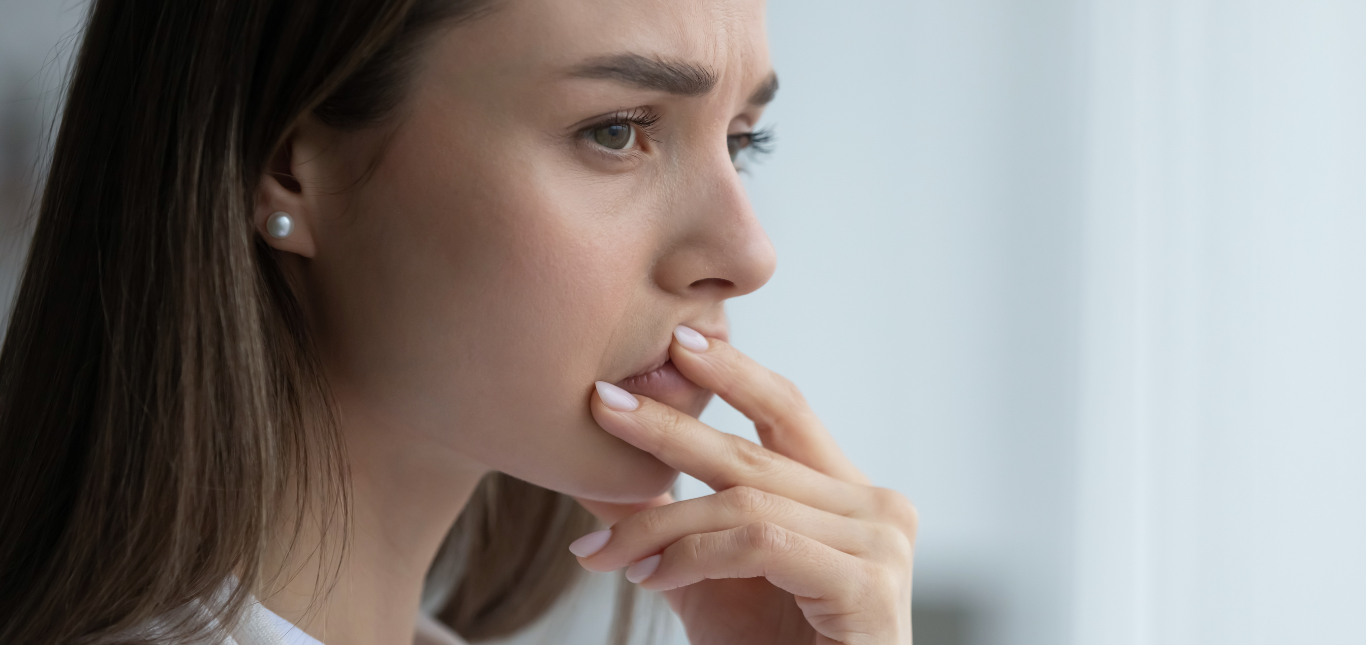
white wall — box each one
[1073,1,1366,644]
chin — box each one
[533,389,713,504]
[585,422,688,502]
[658,388,715,420]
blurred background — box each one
[3,1,1364,644]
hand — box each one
[572,327,917,645]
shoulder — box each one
[124,598,285,645]
[223,603,287,645]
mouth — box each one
[616,357,689,394]
[615,350,695,399]
[612,326,723,407]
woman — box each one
[0,0,917,643]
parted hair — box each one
[0,0,630,643]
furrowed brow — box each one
[568,53,718,97]
[748,72,779,106]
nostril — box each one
[689,278,734,291]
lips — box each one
[621,348,671,382]
[617,358,683,390]
[612,325,724,404]
[614,359,699,403]
[614,341,684,394]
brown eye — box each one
[591,123,636,150]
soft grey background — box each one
[4,1,1364,645]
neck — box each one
[261,400,487,645]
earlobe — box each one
[265,211,295,239]
[254,201,317,259]
[254,137,318,258]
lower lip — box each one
[615,360,701,401]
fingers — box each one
[573,492,674,526]
[611,520,913,645]
[592,383,866,516]
[573,486,879,573]
[669,326,869,485]
[631,521,874,610]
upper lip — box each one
[624,352,671,380]
[619,323,728,381]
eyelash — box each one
[582,107,663,148]
[579,109,777,162]
[729,127,776,157]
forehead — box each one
[447,0,771,93]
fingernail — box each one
[595,381,639,412]
[625,554,661,584]
[569,529,612,557]
[673,325,709,352]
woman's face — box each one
[286,0,775,503]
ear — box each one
[254,131,319,258]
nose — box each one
[652,156,777,300]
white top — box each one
[226,601,468,645]
[258,605,323,645]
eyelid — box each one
[729,126,775,154]
[578,107,663,147]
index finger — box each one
[591,382,867,517]
[669,327,869,485]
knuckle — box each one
[656,408,691,441]
[863,521,896,550]
[721,485,771,518]
[870,522,915,562]
[729,438,782,480]
[645,408,693,453]
[870,487,919,539]
[862,564,902,604]
[676,532,708,564]
[773,372,808,407]
[847,559,893,594]
[633,507,670,539]
[743,521,794,555]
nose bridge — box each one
[653,151,777,299]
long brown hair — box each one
[0,0,625,643]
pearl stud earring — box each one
[266,211,294,239]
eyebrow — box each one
[567,53,780,106]
[569,54,718,97]
[748,72,779,106]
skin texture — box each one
[252,0,916,642]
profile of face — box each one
[259,0,777,504]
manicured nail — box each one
[595,381,639,412]
[569,529,612,557]
[673,325,709,352]
[625,554,662,584]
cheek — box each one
[309,123,677,500]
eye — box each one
[727,127,775,164]
[727,134,748,161]
[590,123,637,150]
[579,108,661,155]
